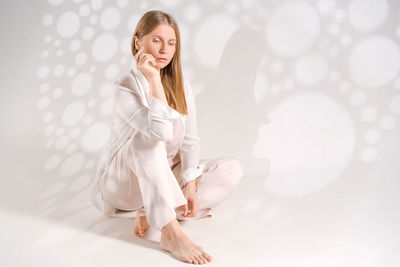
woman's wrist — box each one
[184,179,197,191]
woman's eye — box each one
[153,39,160,42]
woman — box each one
[90,10,243,265]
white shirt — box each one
[90,63,205,216]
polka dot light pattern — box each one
[38,0,400,198]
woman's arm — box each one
[112,75,182,142]
[179,77,204,187]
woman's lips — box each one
[157,58,167,61]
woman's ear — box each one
[134,36,141,50]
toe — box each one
[197,255,205,264]
[199,255,207,263]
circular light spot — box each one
[53,88,63,98]
[92,33,118,62]
[389,94,400,114]
[360,106,378,122]
[341,34,352,46]
[100,98,112,115]
[70,40,80,52]
[62,101,85,126]
[295,52,328,86]
[39,83,50,94]
[349,0,388,32]
[70,127,81,138]
[82,114,93,125]
[88,98,96,108]
[100,7,121,30]
[339,81,351,93]
[364,128,381,144]
[53,64,65,76]
[193,14,239,68]
[183,4,202,23]
[71,73,92,96]
[66,143,77,155]
[55,136,70,150]
[253,93,356,196]
[350,90,366,106]
[75,52,87,65]
[360,147,377,163]
[54,39,61,47]
[42,50,49,58]
[105,64,119,79]
[349,36,400,88]
[67,68,76,77]
[79,4,90,16]
[82,26,94,40]
[44,155,61,171]
[316,0,336,15]
[48,0,63,5]
[42,112,54,123]
[334,8,346,22]
[266,1,320,57]
[44,125,55,136]
[80,122,110,152]
[271,59,284,75]
[57,12,80,38]
[43,14,53,26]
[99,83,112,97]
[55,128,64,136]
[85,159,96,169]
[37,96,50,111]
[329,71,341,83]
[89,15,98,24]
[118,0,129,8]
[90,0,103,10]
[56,49,64,57]
[159,0,181,7]
[59,153,86,177]
[37,65,50,79]
[119,36,130,55]
[380,114,396,130]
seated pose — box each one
[90,10,243,265]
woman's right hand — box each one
[134,46,160,80]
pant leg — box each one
[102,137,144,212]
[102,134,188,231]
[172,157,244,221]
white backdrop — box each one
[1,0,399,266]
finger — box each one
[143,55,158,67]
[192,200,199,217]
[135,46,144,62]
[182,204,188,216]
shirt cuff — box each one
[181,163,206,186]
[149,96,183,119]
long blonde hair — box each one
[131,10,187,115]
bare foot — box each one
[133,209,150,238]
[160,218,213,264]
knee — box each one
[225,158,243,189]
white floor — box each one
[1,147,399,266]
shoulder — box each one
[112,68,142,97]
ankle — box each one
[161,218,182,237]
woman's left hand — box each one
[182,181,199,217]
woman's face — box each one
[135,24,177,70]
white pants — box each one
[101,121,243,231]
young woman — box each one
[90,10,243,265]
